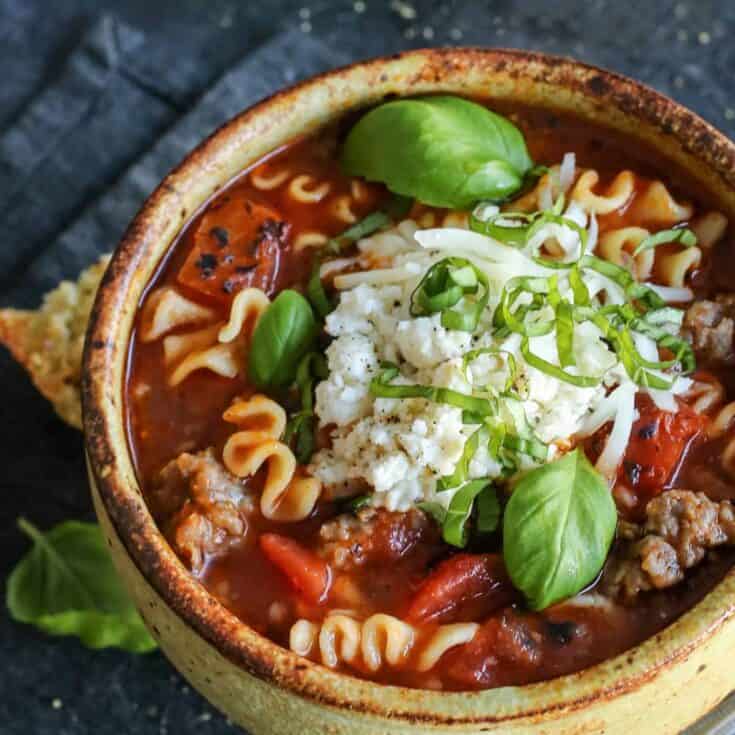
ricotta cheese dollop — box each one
[309,194,692,512]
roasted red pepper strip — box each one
[178,195,287,301]
[620,395,706,508]
[259,533,331,604]
[406,553,516,623]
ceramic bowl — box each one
[83,48,735,735]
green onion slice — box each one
[461,348,518,394]
[526,213,588,268]
[410,257,490,332]
[370,363,497,416]
[306,257,333,318]
[569,264,590,306]
[547,276,575,367]
[283,352,328,463]
[642,307,684,329]
[581,254,665,310]
[496,276,554,337]
[589,313,675,389]
[437,426,487,492]
[469,206,586,269]
[501,397,548,460]
[555,300,576,368]
[520,337,600,388]
[632,227,697,256]
[469,211,535,246]
[327,195,411,254]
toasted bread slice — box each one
[0,255,110,429]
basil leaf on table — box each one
[342,95,533,208]
[502,449,616,610]
[7,518,157,653]
[248,290,318,388]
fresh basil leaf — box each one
[476,486,501,534]
[417,501,448,526]
[248,290,317,388]
[632,227,697,256]
[442,479,493,548]
[342,96,533,208]
[7,519,157,653]
[503,449,616,610]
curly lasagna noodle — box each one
[16,101,727,691]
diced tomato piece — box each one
[620,395,706,508]
[259,533,331,604]
[445,611,542,688]
[406,553,516,624]
[178,195,288,300]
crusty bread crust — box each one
[0,255,110,429]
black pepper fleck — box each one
[638,422,657,439]
[545,620,578,646]
[624,461,642,485]
[195,253,218,278]
[210,226,229,247]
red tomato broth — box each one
[125,104,735,691]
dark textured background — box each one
[1,1,734,733]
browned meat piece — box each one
[603,490,735,600]
[646,490,735,566]
[155,449,255,573]
[683,295,735,364]
[317,506,439,571]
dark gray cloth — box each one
[1,2,734,735]
[2,25,347,306]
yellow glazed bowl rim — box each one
[82,47,735,728]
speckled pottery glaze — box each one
[83,49,735,735]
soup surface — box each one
[127,100,735,690]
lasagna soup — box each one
[126,97,735,690]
